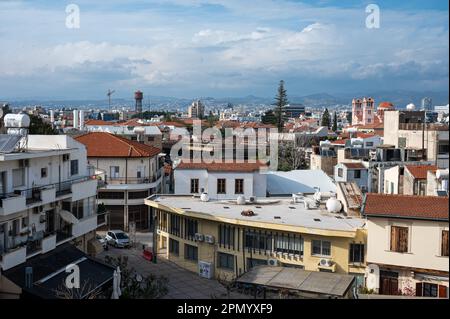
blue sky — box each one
[0,0,448,100]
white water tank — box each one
[200,192,210,202]
[4,113,30,128]
[237,195,246,205]
[406,103,416,111]
[73,110,79,129]
[326,197,342,213]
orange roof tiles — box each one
[378,102,394,109]
[405,165,438,179]
[75,132,161,158]
[176,161,268,172]
[363,193,449,221]
[84,119,111,126]
[342,162,366,169]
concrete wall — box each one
[310,154,337,176]
[174,169,266,199]
[88,156,158,181]
[383,166,400,194]
[366,218,449,272]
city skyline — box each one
[0,0,448,100]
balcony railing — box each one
[399,123,449,131]
[102,174,162,185]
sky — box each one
[0,0,448,100]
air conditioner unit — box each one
[18,159,29,167]
[194,233,204,242]
[62,154,70,162]
[267,258,278,266]
[204,235,215,244]
[319,258,333,267]
[249,196,256,203]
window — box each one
[349,243,364,263]
[70,160,79,176]
[218,224,235,249]
[438,141,449,155]
[184,218,198,240]
[169,238,179,255]
[130,136,137,141]
[217,252,234,271]
[367,119,371,123]
[337,168,343,178]
[22,217,29,228]
[12,168,25,187]
[97,191,125,199]
[390,226,409,253]
[128,190,149,199]
[184,244,198,261]
[274,234,303,256]
[235,179,244,194]
[148,136,155,142]
[423,283,438,297]
[367,110,371,114]
[41,167,48,178]
[190,179,199,194]
[110,166,119,178]
[354,170,361,179]
[245,230,272,252]
[169,214,181,237]
[442,230,449,257]
[312,240,331,256]
[217,179,226,194]
[366,142,374,147]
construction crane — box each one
[107,89,115,111]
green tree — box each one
[273,80,288,132]
[29,114,58,134]
[332,111,338,132]
[346,111,352,125]
[321,108,331,129]
[261,110,277,125]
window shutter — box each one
[390,226,398,251]
[438,285,448,298]
[399,227,408,253]
[415,283,423,297]
[442,231,449,257]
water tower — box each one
[135,90,143,113]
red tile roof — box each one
[75,132,161,158]
[176,161,268,172]
[331,139,348,145]
[342,162,366,169]
[405,165,438,179]
[363,194,449,221]
[84,119,111,126]
[378,102,394,109]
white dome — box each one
[236,195,246,205]
[326,197,342,213]
[200,192,209,202]
[406,103,416,110]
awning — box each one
[236,266,355,297]
[59,210,79,224]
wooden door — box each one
[380,277,399,295]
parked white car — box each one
[105,230,131,248]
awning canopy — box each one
[236,266,355,297]
[59,210,79,224]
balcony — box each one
[0,245,27,271]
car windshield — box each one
[115,232,128,239]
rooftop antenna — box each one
[107,89,115,112]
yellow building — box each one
[145,195,367,286]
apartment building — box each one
[75,132,163,231]
[362,194,449,298]
[334,163,369,192]
[383,110,449,169]
[0,134,100,272]
[145,194,367,287]
[173,161,268,200]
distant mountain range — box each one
[4,90,448,110]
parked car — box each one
[96,234,108,250]
[105,230,131,248]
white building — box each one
[362,194,448,298]
[75,132,163,231]
[174,161,267,200]
[1,134,100,271]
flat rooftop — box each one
[147,195,366,234]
